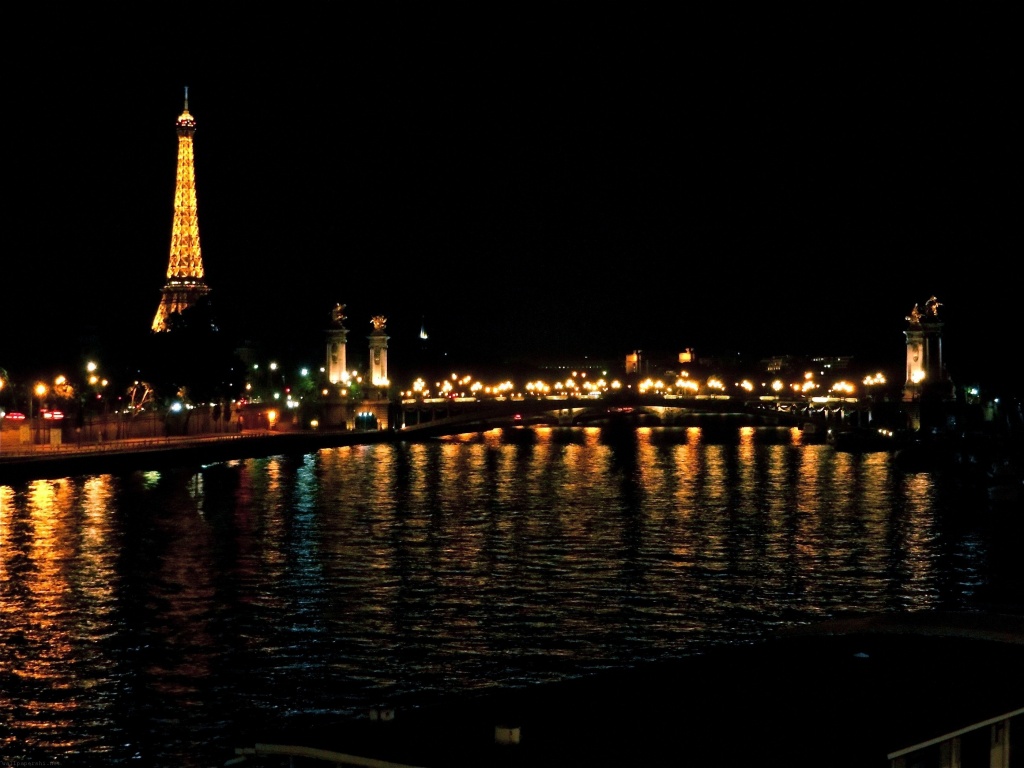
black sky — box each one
[4,9,1018,392]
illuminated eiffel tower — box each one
[152,87,211,332]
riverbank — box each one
[4,423,1023,501]
[0,428,395,483]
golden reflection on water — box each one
[78,475,117,612]
[896,469,942,596]
[25,480,77,653]
[251,456,290,577]
[634,429,664,519]
[0,476,118,752]
[0,485,11,573]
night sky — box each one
[4,10,1017,393]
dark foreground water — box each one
[1,425,1020,766]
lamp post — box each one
[33,383,47,445]
[87,361,109,439]
[0,369,6,454]
[87,361,98,435]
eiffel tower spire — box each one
[152,86,211,332]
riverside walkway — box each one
[0,428,393,483]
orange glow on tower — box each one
[152,87,210,332]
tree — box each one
[142,297,244,405]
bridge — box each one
[395,392,853,437]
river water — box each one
[1,424,1019,766]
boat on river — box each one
[828,426,900,453]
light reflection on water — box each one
[0,425,1011,765]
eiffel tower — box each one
[152,87,211,332]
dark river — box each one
[1,425,1019,766]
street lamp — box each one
[0,369,4,453]
[0,370,5,454]
[33,382,47,444]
